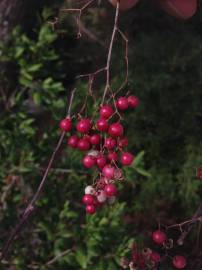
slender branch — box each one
[45,249,72,266]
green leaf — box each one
[75,247,88,269]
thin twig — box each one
[45,249,72,266]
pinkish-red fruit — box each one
[86,204,96,215]
[172,255,186,269]
[67,135,79,148]
[60,118,72,132]
[83,155,96,168]
[82,194,94,205]
[108,152,118,162]
[102,165,115,179]
[104,184,117,196]
[90,134,101,145]
[77,138,91,151]
[120,152,134,166]
[150,251,161,263]
[100,105,114,119]
[152,230,167,245]
[127,95,139,108]
[96,118,109,132]
[118,137,129,148]
[116,97,129,111]
[96,155,107,169]
[104,137,117,149]
[76,118,92,133]
[108,122,124,137]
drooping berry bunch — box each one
[60,95,139,215]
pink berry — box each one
[86,204,96,215]
[104,137,117,149]
[77,138,91,151]
[118,137,128,148]
[172,255,186,269]
[60,118,72,132]
[102,165,115,179]
[83,155,95,168]
[127,95,139,108]
[152,230,167,245]
[108,152,118,162]
[67,135,79,148]
[96,118,109,132]
[116,97,129,111]
[150,251,161,263]
[82,194,94,205]
[120,152,134,166]
[96,155,107,169]
[76,118,92,133]
[100,105,114,119]
[108,122,124,137]
[97,190,107,203]
[90,134,101,145]
[104,184,117,196]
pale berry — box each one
[108,152,118,162]
[60,118,72,132]
[102,165,115,179]
[152,230,167,245]
[82,194,94,205]
[67,135,79,148]
[104,137,117,149]
[83,155,95,168]
[100,105,114,119]
[116,97,129,111]
[97,190,107,203]
[87,150,99,158]
[96,155,107,169]
[120,152,134,166]
[85,185,95,195]
[90,134,101,145]
[77,138,90,151]
[96,118,109,132]
[104,184,117,196]
[172,255,186,269]
[118,137,128,148]
[76,118,92,133]
[150,251,161,263]
[108,122,124,137]
[127,95,139,108]
[86,204,96,215]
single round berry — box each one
[152,230,167,245]
[102,165,115,179]
[108,122,124,137]
[60,118,72,132]
[67,135,79,148]
[118,137,128,148]
[108,152,118,162]
[127,95,139,108]
[77,138,91,151]
[116,97,129,111]
[82,194,94,205]
[97,190,107,203]
[85,185,95,195]
[96,118,109,132]
[172,255,186,269]
[150,251,161,263]
[90,134,101,145]
[104,184,117,196]
[120,152,134,166]
[88,150,99,158]
[104,137,117,149]
[83,155,96,168]
[86,204,96,215]
[96,155,107,169]
[76,118,92,133]
[100,105,114,119]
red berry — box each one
[96,118,109,132]
[150,251,161,263]
[118,137,128,148]
[77,138,91,151]
[120,152,134,166]
[82,194,94,205]
[104,184,117,196]
[127,95,139,108]
[96,155,107,169]
[108,122,124,137]
[108,152,118,162]
[104,137,117,149]
[100,105,114,119]
[102,165,115,179]
[83,155,95,168]
[67,135,79,148]
[152,230,167,245]
[173,255,186,269]
[86,204,96,215]
[76,118,92,133]
[60,118,72,132]
[90,134,101,145]
[116,97,129,111]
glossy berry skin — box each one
[67,135,79,148]
[82,194,94,205]
[104,184,117,196]
[90,134,101,145]
[104,137,117,149]
[108,122,124,137]
[108,152,118,162]
[120,152,134,166]
[128,95,139,108]
[60,118,72,132]
[77,138,91,151]
[172,255,186,269]
[118,137,128,148]
[100,105,114,119]
[96,118,109,132]
[150,251,161,263]
[102,165,115,179]
[116,97,129,111]
[76,118,92,133]
[96,155,107,169]
[152,230,167,245]
[83,155,95,168]
[86,204,96,215]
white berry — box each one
[97,190,107,203]
[85,185,95,195]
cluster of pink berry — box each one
[59,95,139,214]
